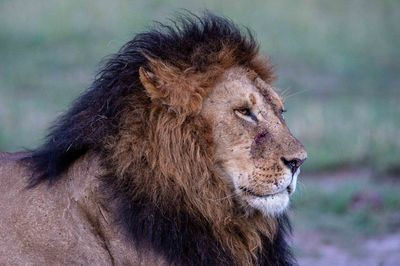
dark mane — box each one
[23,12,266,187]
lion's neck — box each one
[95,165,293,265]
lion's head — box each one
[24,13,306,265]
[137,61,306,219]
[201,67,307,216]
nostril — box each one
[281,157,305,174]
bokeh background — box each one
[0,0,399,265]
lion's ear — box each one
[138,64,204,115]
[139,67,159,100]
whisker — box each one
[278,87,292,100]
[294,180,307,194]
[284,87,317,100]
[203,192,239,201]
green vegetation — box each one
[293,176,400,236]
[0,0,399,174]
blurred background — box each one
[0,0,399,264]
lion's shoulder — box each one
[0,152,124,264]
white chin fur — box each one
[248,192,290,216]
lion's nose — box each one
[281,157,306,174]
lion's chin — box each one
[247,191,290,216]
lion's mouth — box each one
[239,186,290,198]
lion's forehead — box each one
[211,67,283,113]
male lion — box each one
[0,14,306,266]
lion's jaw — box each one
[201,67,307,216]
[233,167,300,216]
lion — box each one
[0,13,306,266]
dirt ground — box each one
[294,230,400,266]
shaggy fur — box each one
[22,13,295,265]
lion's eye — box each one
[234,108,258,124]
[237,108,252,116]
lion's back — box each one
[0,152,31,208]
[0,152,42,264]
[0,152,32,192]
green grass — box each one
[0,0,399,173]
